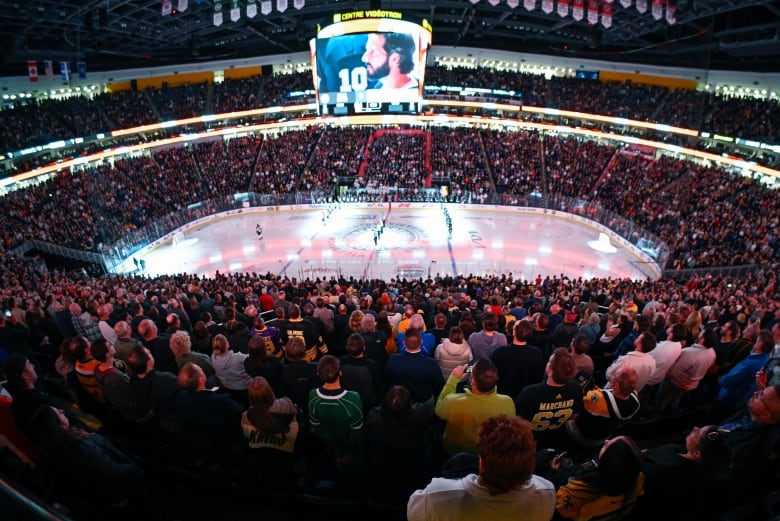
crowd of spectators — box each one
[430,128,492,197]
[1,56,780,520]
[542,135,616,197]
[304,127,371,192]
[1,122,778,273]
[3,65,779,162]
[0,250,778,519]
[191,136,261,196]
[145,81,210,122]
[92,89,159,130]
[251,127,321,195]
[359,131,428,190]
[212,75,265,114]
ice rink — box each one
[131,202,661,282]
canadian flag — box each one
[28,61,38,83]
[601,0,614,28]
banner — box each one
[524,0,536,11]
[230,0,240,21]
[293,0,304,8]
[542,0,554,13]
[261,0,271,15]
[665,0,675,23]
[178,0,188,12]
[651,0,663,20]
[44,60,53,81]
[28,61,38,83]
[276,0,287,12]
[636,0,647,13]
[77,61,86,79]
[557,0,569,17]
[60,61,70,82]
[572,0,584,20]
[507,0,519,7]
[162,0,172,16]
[213,1,223,25]
[488,0,500,5]
[601,0,613,28]
[587,0,599,24]
[246,0,257,17]
[619,0,631,6]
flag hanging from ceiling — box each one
[44,60,53,80]
[277,0,287,12]
[469,0,480,4]
[261,0,271,15]
[60,61,70,82]
[587,0,599,24]
[524,0,536,11]
[665,0,675,23]
[77,61,86,79]
[635,0,647,13]
[557,0,569,17]
[488,0,500,6]
[572,0,584,20]
[507,0,519,7]
[619,0,631,6]
[230,0,240,21]
[213,1,223,25]
[651,0,662,19]
[28,61,38,83]
[542,0,553,13]
[162,0,172,16]
[178,0,188,12]
[246,0,257,17]
[601,0,613,27]
[293,0,304,9]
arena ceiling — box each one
[0,0,779,78]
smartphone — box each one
[464,364,474,374]
[3,310,11,318]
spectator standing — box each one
[515,347,583,453]
[435,359,516,456]
[467,313,508,361]
[435,326,472,379]
[491,320,545,399]
[385,327,444,406]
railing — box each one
[663,264,759,280]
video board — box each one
[310,11,432,116]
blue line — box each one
[447,237,457,275]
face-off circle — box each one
[332,223,425,252]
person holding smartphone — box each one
[435,358,515,456]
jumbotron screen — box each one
[310,11,432,116]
